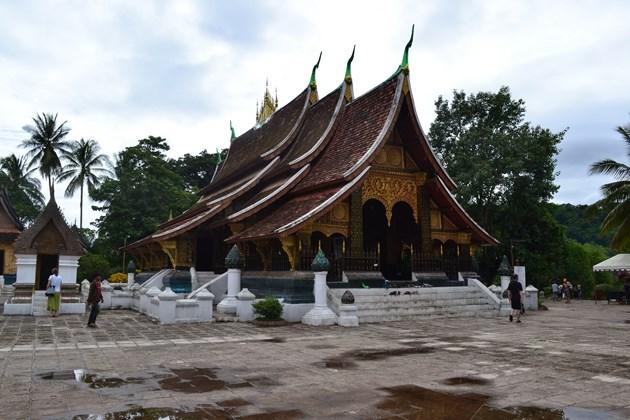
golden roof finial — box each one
[257,78,277,124]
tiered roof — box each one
[0,189,23,242]
[128,36,498,251]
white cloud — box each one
[0,0,628,229]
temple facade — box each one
[126,38,498,284]
[0,189,23,281]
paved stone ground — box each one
[1,300,630,419]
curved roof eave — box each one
[401,75,457,191]
[433,176,499,245]
[288,83,347,168]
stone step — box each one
[355,303,496,317]
[359,310,497,323]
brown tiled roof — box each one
[279,85,344,170]
[126,158,281,248]
[425,176,499,245]
[230,166,370,242]
[208,88,310,189]
[226,164,311,223]
[0,188,23,235]
[13,198,86,255]
[295,74,402,192]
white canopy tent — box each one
[593,254,630,273]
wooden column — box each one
[419,186,432,253]
[349,190,363,255]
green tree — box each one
[0,154,45,224]
[170,149,225,192]
[77,253,112,281]
[57,139,112,229]
[550,203,612,246]
[428,87,566,286]
[589,121,630,250]
[21,113,71,198]
[91,136,195,252]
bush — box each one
[593,283,621,300]
[78,253,112,282]
[108,272,128,283]
[252,297,283,321]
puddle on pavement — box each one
[216,398,251,408]
[315,346,434,370]
[376,384,624,420]
[306,343,337,349]
[73,405,304,420]
[316,357,358,369]
[441,376,492,386]
[158,367,252,393]
[37,367,281,394]
[40,369,145,389]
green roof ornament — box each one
[230,120,236,142]
[497,255,513,277]
[311,248,330,272]
[345,45,355,83]
[398,24,414,74]
[309,51,322,89]
[215,148,223,164]
[225,244,242,269]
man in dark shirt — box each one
[87,274,104,328]
[507,274,523,323]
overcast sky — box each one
[0,0,628,228]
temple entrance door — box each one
[387,202,417,280]
[362,199,388,275]
[195,234,213,271]
[36,254,58,290]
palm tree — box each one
[57,139,112,228]
[21,113,71,198]
[0,154,45,206]
[589,122,630,250]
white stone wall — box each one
[58,255,80,284]
[15,254,36,285]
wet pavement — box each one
[1,301,630,419]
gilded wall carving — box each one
[361,171,426,222]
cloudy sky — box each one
[0,0,628,228]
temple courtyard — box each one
[1,301,630,419]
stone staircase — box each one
[196,272,218,289]
[328,286,499,323]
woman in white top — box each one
[46,268,63,317]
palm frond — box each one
[589,159,630,179]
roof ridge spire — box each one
[345,45,355,83]
[309,51,322,89]
[398,24,414,74]
[230,120,236,141]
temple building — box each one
[126,34,498,286]
[0,189,23,283]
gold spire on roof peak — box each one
[257,78,278,124]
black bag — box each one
[45,286,55,297]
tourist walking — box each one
[507,274,523,323]
[623,275,630,305]
[562,278,571,303]
[46,268,62,317]
[551,280,559,301]
[87,274,104,328]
